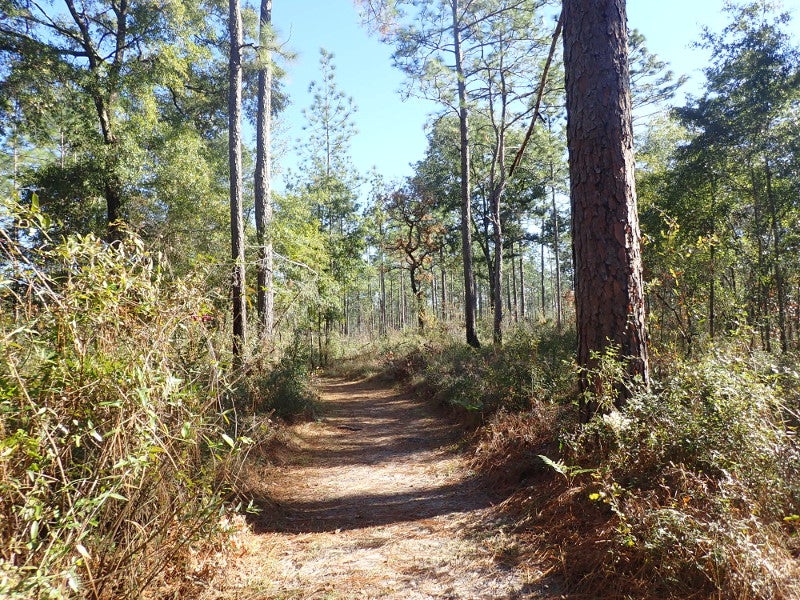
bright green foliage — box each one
[644,1,800,354]
[0,199,245,598]
[0,0,234,266]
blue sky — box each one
[268,0,800,191]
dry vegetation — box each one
[0,200,314,599]
[367,330,800,599]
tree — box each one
[294,49,365,363]
[0,0,236,271]
[673,1,800,354]
[563,0,650,412]
[468,3,552,344]
[385,180,447,331]
[229,0,246,361]
[358,0,482,347]
[255,0,275,342]
[0,0,206,240]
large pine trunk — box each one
[451,0,480,348]
[563,0,649,410]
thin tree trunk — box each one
[551,173,563,331]
[380,263,387,335]
[751,163,769,352]
[229,0,246,362]
[519,246,526,320]
[452,0,480,348]
[540,216,546,317]
[709,178,716,339]
[492,191,503,344]
[505,268,512,320]
[511,245,518,322]
[440,253,448,321]
[255,0,274,342]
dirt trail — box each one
[214,377,558,599]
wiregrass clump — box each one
[0,202,246,599]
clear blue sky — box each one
[269,0,800,191]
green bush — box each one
[246,349,318,420]
[406,325,576,415]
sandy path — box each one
[212,377,556,599]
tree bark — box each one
[491,187,503,344]
[229,0,247,362]
[511,245,518,322]
[551,170,563,331]
[563,0,650,410]
[540,215,546,317]
[255,0,274,342]
[519,245,526,320]
[451,0,480,348]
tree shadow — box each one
[247,378,509,534]
[249,476,503,534]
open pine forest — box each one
[2,0,800,598]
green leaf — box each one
[538,454,567,476]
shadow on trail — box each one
[250,478,496,534]
[248,378,510,534]
[297,381,461,468]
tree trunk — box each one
[379,263,387,335]
[440,252,448,321]
[563,0,650,411]
[491,187,504,344]
[451,0,480,348]
[750,163,770,351]
[519,245,526,320]
[709,178,717,339]
[93,87,124,243]
[551,175,563,331]
[540,216,546,317]
[255,0,274,342]
[409,268,425,331]
[765,158,787,353]
[229,0,247,362]
[511,245,518,322]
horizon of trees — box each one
[2,0,799,375]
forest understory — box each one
[4,0,800,598]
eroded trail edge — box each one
[215,377,551,599]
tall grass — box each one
[0,200,245,599]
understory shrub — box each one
[378,325,576,416]
[245,345,318,420]
[0,201,247,599]
[561,348,800,599]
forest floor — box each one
[205,376,565,599]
